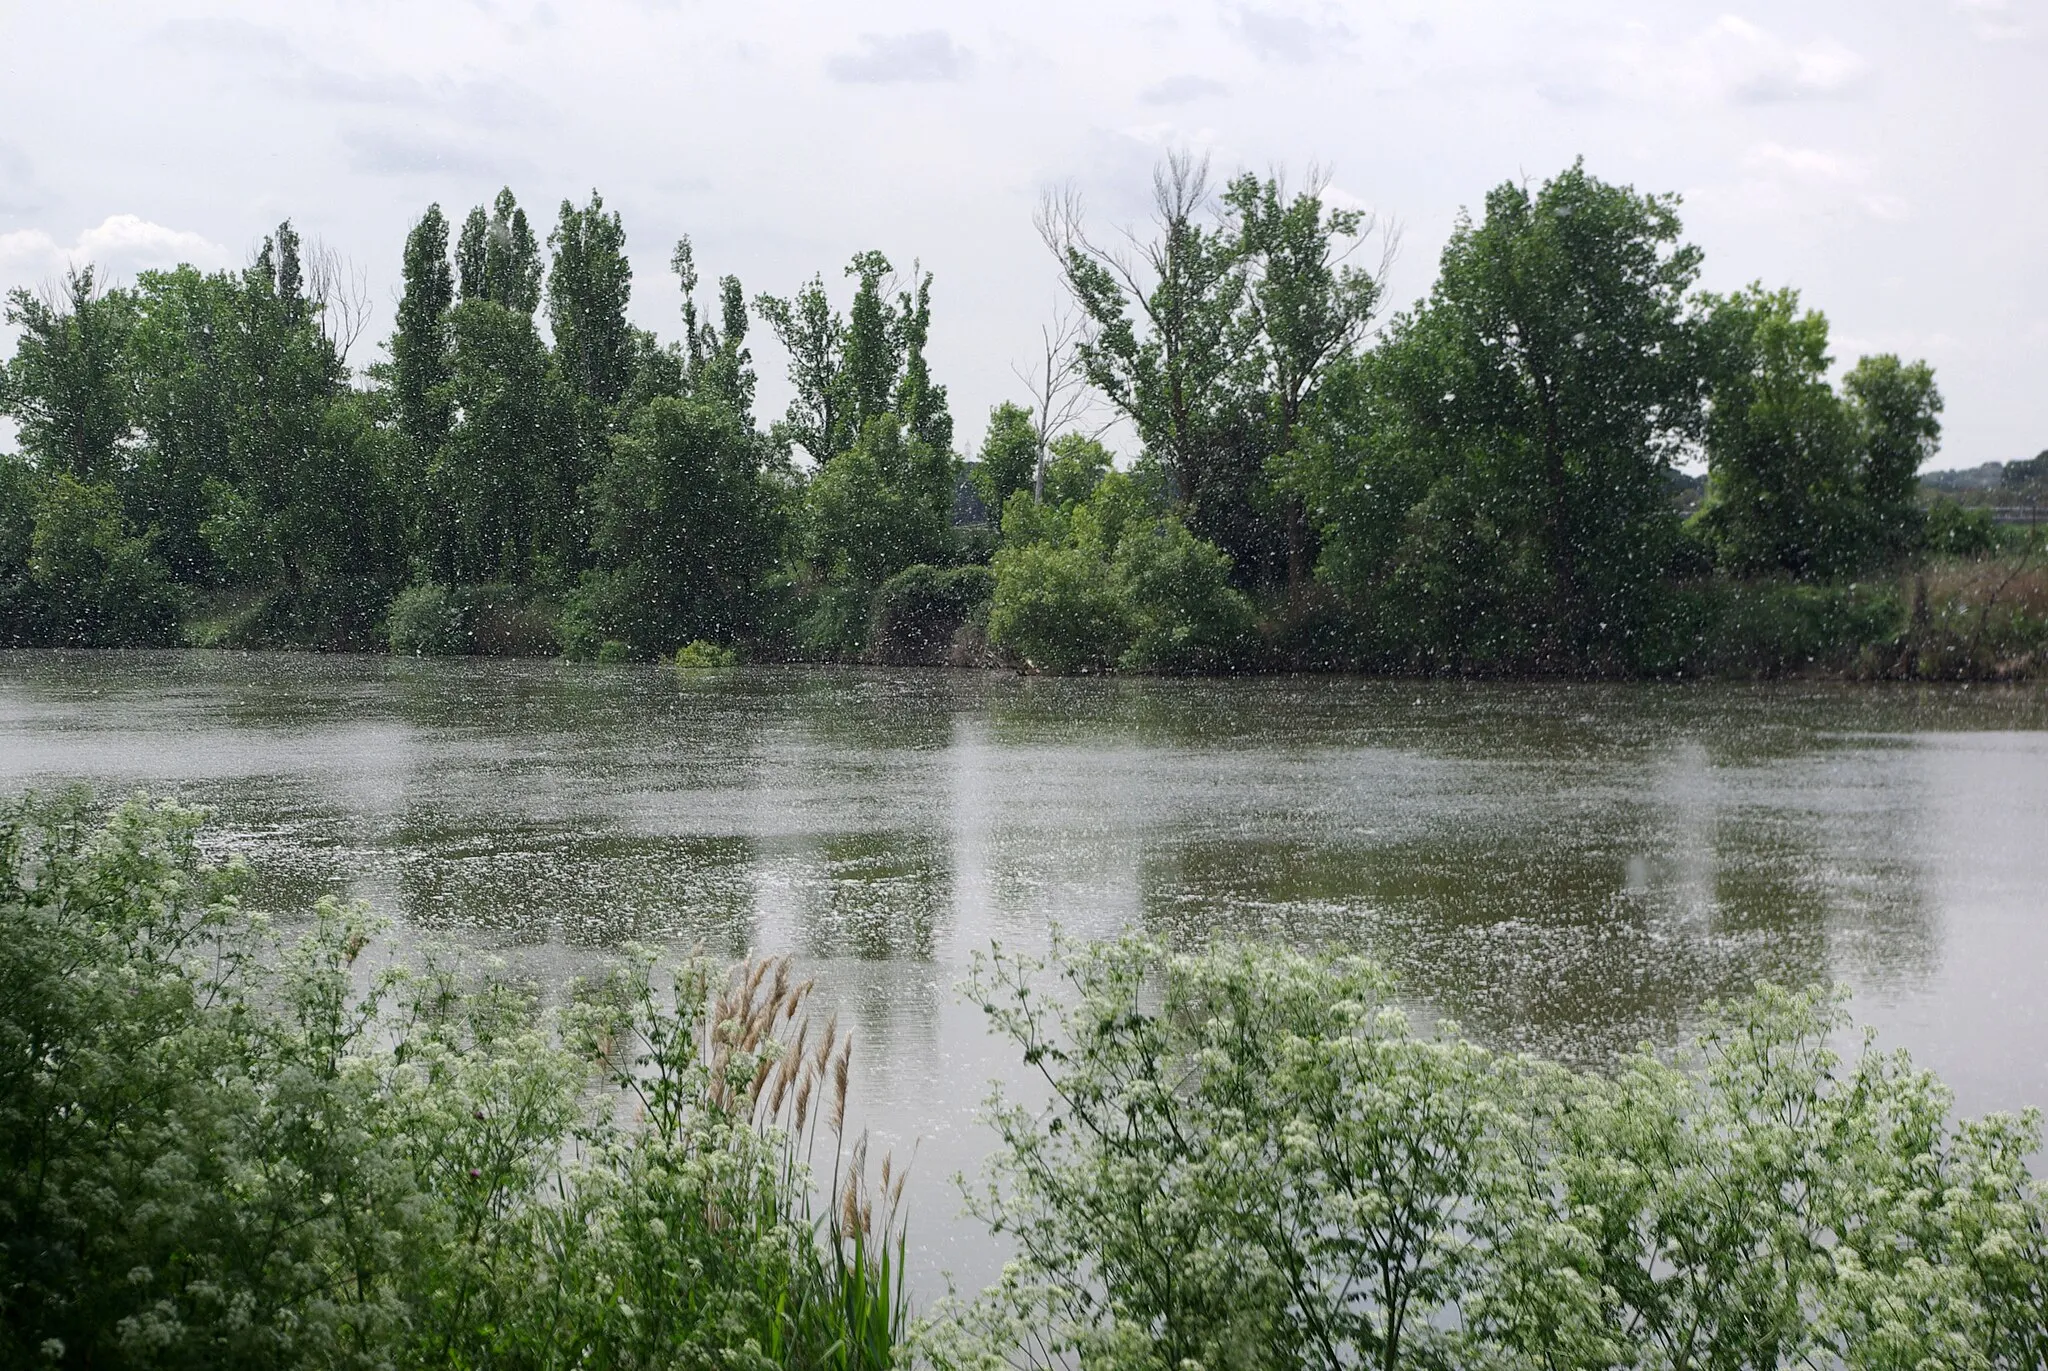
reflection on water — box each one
[3,650,2046,1285]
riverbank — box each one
[151,550,2048,683]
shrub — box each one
[929,937,2048,1371]
[871,563,995,665]
[1924,496,2000,559]
[1113,517,1256,672]
[673,639,740,669]
[986,542,1132,673]
[25,474,184,647]
[0,794,908,1371]
[386,580,466,655]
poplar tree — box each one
[392,204,455,448]
[548,191,635,412]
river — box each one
[4,649,2045,1290]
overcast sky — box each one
[0,0,2040,469]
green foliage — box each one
[1692,291,1944,580]
[673,638,739,669]
[989,474,1251,674]
[806,417,957,592]
[1846,352,1943,562]
[386,581,466,656]
[455,188,542,314]
[392,205,455,449]
[1924,497,2000,559]
[931,937,2048,1371]
[973,402,1038,511]
[548,190,637,413]
[0,794,911,1371]
[574,395,788,658]
[986,540,1132,673]
[1694,286,1866,577]
[437,297,579,584]
[1041,432,1113,508]
[1112,516,1255,672]
[0,457,41,645]
[0,267,136,485]
[870,563,995,665]
[25,474,184,647]
[756,253,954,466]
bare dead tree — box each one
[306,238,372,366]
[1010,304,1095,501]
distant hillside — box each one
[1922,452,2046,508]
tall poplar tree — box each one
[392,205,455,448]
[548,191,635,412]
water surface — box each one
[4,650,2045,1286]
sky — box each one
[0,0,2041,470]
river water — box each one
[3,650,2045,1289]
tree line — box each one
[0,158,1991,675]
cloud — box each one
[154,17,541,126]
[1601,16,1865,106]
[1705,142,1910,222]
[0,142,39,214]
[341,128,509,179]
[1951,0,2029,40]
[826,31,973,84]
[1140,75,1229,105]
[0,215,232,285]
[1228,4,1354,65]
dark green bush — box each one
[0,794,907,1370]
[386,581,466,656]
[18,475,184,648]
[1112,518,1255,673]
[1924,497,2000,559]
[986,542,1132,673]
[870,563,995,666]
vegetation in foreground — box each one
[932,938,2048,1371]
[4,159,2042,678]
[5,797,2045,1367]
[1,794,906,1370]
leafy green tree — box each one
[756,252,953,465]
[973,402,1039,511]
[456,188,542,313]
[671,236,756,420]
[1694,286,1864,577]
[548,190,636,413]
[1044,154,1255,564]
[123,266,239,581]
[574,395,788,655]
[1301,161,1703,668]
[0,457,43,643]
[391,204,455,448]
[1226,171,1381,599]
[0,267,136,485]
[1042,432,1114,508]
[892,264,952,454]
[1114,515,1255,672]
[26,474,183,645]
[805,416,956,588]
[754,273,844,463]
[1844,353,1941,562]
[985,540,1132,673]
[438,295,577,583]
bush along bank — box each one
[7,796,2044,1369]
[4,162,2042,679]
